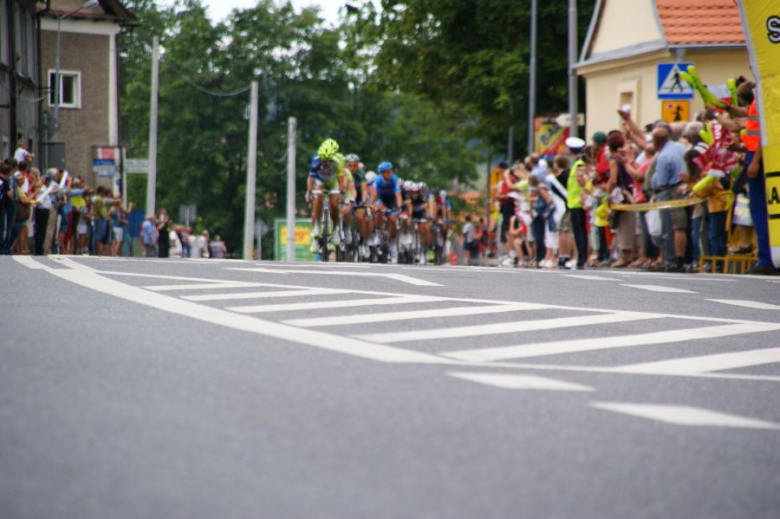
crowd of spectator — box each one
[478,78,775,275]
[1,141,227,260]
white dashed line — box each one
[449,372,594,391]
[442,323,780,362]
[590,402,780,429]
[615,346,780,375]
[620,284,698,293]
[356,312,664,344]
[706,299,780,310]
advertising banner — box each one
[534,117,570,159]
[275,218,315,261]
[739,1,780,267]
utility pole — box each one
[243,81,259,260]
[568,0,579,138]
[146,36,159,217]
[527,0,538,155]
[507,100,514,164]
[286,117,297,262]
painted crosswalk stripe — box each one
[16,256,448,365]
[355,311,663,344]
[707,299,780,310]
[448,372,594,391]
[182,288,352,302]
[145,282,259,291]
[590,402,780,429]
[283,303,548,328]
[620,284,697,293]
[226,295,447,314]
[227,268,442,286]
[442,323,780,362]
[564,275,621,281]
[615,346,780,375]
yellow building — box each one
[576,0,750,137]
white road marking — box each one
[227,295,448,314]
[227,267,442,286]
[181,288,352,301]
[145,282,261,291]
[442,323,780,362]
[260,263,371,269]
[616,346,780,375]
[356,312,664,344]
[16,257,448,364]
[590,402,780,429]
[620,284,698,293]
[12,256,48,269]
[564,275,621,281]
[448,372,594,391]
[283,303,547,327]
[707,299,780,310]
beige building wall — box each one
[590,0,663,56]
[581,49,751,138]
[41,18,119,187]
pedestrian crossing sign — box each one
[658,63,694,100]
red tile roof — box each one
[655,0,745,45]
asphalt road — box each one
[2,255,780,519]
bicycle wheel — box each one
[320,215,329,262]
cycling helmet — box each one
[365,171,377,184]
[418,182,428,191]
[377,161,393,173]
[344,153,360,163]
[402,180,415,191]
[318,138,339,160]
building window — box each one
[48,70,81,109]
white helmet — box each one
[402,180,415,191]
[365,171,377,184]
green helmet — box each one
[318,138,339,160]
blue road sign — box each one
[657,63,694,100]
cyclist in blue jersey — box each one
[306,139,346,253]
[369,161,403,261]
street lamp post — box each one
[51,0,99,139]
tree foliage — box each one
[118,0,589,257]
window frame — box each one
[48,69,82,109]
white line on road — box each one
[283,303,548,327]
[620,284,698,293]
[563,275,622,281]
[18,257,448,364]
[227,268,442,286]
[706,299,780,310]
[182,288,352,301]
[590,402,780,429]
[145,282,261,291]
[227,295,448,314]
[356,312,664,344]
[258,263,372,269]
[448,372,594,391]
[615,345,780,375]
[442,323,780,362]
[12,256,48,269]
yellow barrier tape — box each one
[610,197,705,212]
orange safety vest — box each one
[742,100,760,152]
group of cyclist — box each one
[305,138,452,263]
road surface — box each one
[2,255,780,518]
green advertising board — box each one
[275,218,316,261]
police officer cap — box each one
[565,137,586,151]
